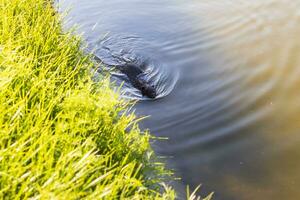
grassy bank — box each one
[0,0,179,199]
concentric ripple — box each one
[92,35,179,100]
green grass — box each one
[0,0,212,199]
[0,0,176,199]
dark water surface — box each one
[59,0,300,199]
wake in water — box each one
[93,41,179,100]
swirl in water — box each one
[94,42,179,100]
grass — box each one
[0,0,212,199]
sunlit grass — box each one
[0,0,178,199]
[0,0,212,199]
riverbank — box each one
[0,0,179,199]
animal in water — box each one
[95,56,157,98]
[117,63,157,98]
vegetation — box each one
[0,0,176,199]
[0,0,212,199]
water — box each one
[59,0,300,199]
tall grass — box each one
[0,0,213,199]
[0,0,178,199]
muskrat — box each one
[117,63,157,98]
[95,56,157,98]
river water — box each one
[59,0,300,199]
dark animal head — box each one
[138,80,156,98]
[141,84,156,98]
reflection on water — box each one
[59,0,300,199]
